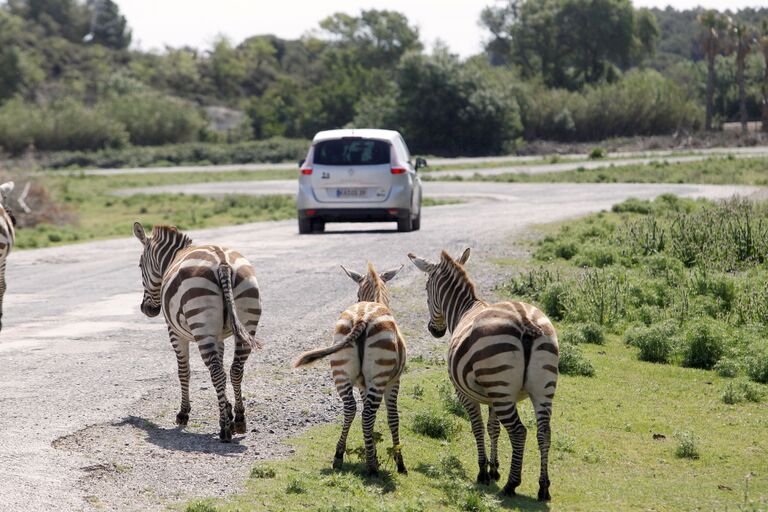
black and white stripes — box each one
[409,248,559,501]
[0,181,15,333]
[133,222,262,442]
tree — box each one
[698,10,732,130]
[760,21,768,132]
[7,0,89,41]
[85,0,131,50]
[733,23,754,134]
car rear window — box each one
[313,138,390,166]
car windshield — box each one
[313,138,390,166]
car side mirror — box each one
[298,159,305,168]
[415,157,427,170]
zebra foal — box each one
[0,181,15,332]
[293,263,407,475]
[133,222,262,442]
[409,248,558,501]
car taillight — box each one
[306,210,317,216]
[301,168,312,175]
[391,167,406,174]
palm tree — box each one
[733,23,754,135]
[698,10,732,131]
[760,21,768,133]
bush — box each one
[558,343,596,377]
[589,147,606,159]
[562,322,604,345]
[681,320,725,370]
[412,411,461,440]
[722,380,765,404]
[612,198,654,215]
[624,322,677,364]
[250,466,276,479]
[714,358,740,378]
[539,282,569,320]
[746,355,768,384]
[674,431,700,459]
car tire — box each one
[313,220,325,233]
[397,213,413,233]
[411,209,421,231]
[298,217,312,234]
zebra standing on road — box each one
[409,248,558,501]
[293,263,407,475]
[133,222,262,442]
[0,182,15,332]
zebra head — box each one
[340,262,402,306]
[408,248,472,338]
[133,222,192,318]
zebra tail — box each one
[217,262,263,350]
[292,320,367,368]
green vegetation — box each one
[427,156,768,185]
[498,194,768,386]
[188,355,767,511]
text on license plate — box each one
[336,188,366,198]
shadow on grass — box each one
[118,415,247,456]
[319,462,398,494]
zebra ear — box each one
[458,248,471,265]
[0,181,14,199]
[408,253,435,273]
[340,265,364,283]
[379,264,403,282]
[133,221,147,245]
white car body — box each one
[296,129,424,233]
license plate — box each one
[336,188,366,198]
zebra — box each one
[132,222,262,442]
[293,262,407,476]
[0,181,15,333]
[408,248,558,501]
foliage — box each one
[411,410,461,440]
[674,431,700,459]
[558,343,596,377]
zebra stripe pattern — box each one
[293,263,407,475]
[133,222,262,442]
[0,182,15,333]
[409,248,558,501]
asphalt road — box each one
[0,181,757,511]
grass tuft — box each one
[411,411,461,440]
[674,431,700,460]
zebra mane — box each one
[440,250,478,300]
[366,261,388,304]
[151,225,193,248]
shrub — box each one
[681,320,725,370]
[554,241,578,260]
[589,147,606,159]
[746,355,768,384]
[722,381,764,404]
[714,358,740,378]
[250,466,276,479]
[674,431,700,459]
[285,478,306,494]
[558,343,596,377]
[412,411,461,440]
[539,282,569,320]
[624,322,677,364]
[562,322,604,345]
[438,382,468,419]
[612,198,653,215]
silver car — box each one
[296,129,425,234]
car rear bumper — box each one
[298,208,409,223]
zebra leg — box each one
[0,260,6,332]
[457,392,489,485]
[170,331,192,426]
[361,386,384,476]
[230,337,252,434]
[197,337,232,442]
[531,396,553,501]
[333,380,356,470]
[497,404,527,497]
[384,380,407,474]
[487,406,501,481]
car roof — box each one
[312,129,402,143]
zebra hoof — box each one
[175,412,189,426]
[332,456,343,470]
[366,467,379,477]
[233,421,247,434]
[219,425,232,443]
[501,483,517,497]
[488,463,500,481]
[476,470,491,486]
[538,487,551,501]
[397,464,408,475]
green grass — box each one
[187,351,767,511]
[425,155,768,185]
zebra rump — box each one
[292,320,367,368]
[217,262,262,350]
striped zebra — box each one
[408,248,558,501]
[0,182,14,332]
[133,222,262,442]
[293,263,406,475]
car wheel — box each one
[411,209,421,231]
[397,213,413,232]
[313,220,325,233]
[298,217,312,234]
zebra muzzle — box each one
[428,321,446,338]
[141,301,161,318]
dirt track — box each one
[0,181,757,511]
